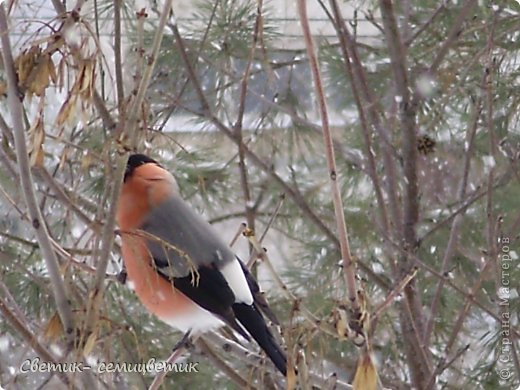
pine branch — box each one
[423,82,482,346]
[167,13,389,290]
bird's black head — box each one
[124,154,160,182]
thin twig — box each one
[0,279,32,328]
[258,193,285,244]
[113,0,124,115]
[326,0,395,274]
[424,256,495,388]
[196,337,252,389]
[424,344,471,390]
[234,0,264,256]
[229,222,248,248]
[404,3,446,47]
[371,267,418,321]
[420,186,489,243]
[246,194,285,269]
[126,0,173,149]
[148,332,196,390]
[297,0,359,313]
[429,0,478,73]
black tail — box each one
[232,303,287,375]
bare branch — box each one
[297,0,359,318]
[379,0,419,252]
[379,1,432,386]
[126,0,173,149]
[0,3,74,340]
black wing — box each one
[169,263,250,340]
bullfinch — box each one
[116,154,287,375]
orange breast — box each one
[121,234,196,320]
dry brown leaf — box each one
[332,306,349,339]
[56,95,77,127]
[44,311,64,342]
[14,47,56,97]
[15,47,39,88]
[58,148,69,171]
[57,56,66,91]
[78,61,95,100]
[352,351,381,390]
[79,62,91,94]
[28,115,45,167]
[286,355,296,390]
[83,330,98,357]
[47,54,57,84]
[28,56,51,97]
